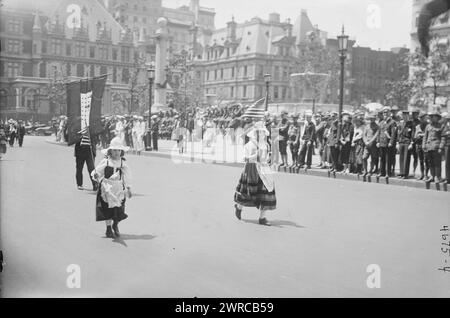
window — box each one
[282,87,287,99]
[134,16,138,23]
[8,19,21,33]
[214,70,217,80]
[39,62,46,77]
[66,44,72,56]
[77,64,84,77]
[122,68,130,83]
[274,66,279,80]
[231,67,235,78]
[113,67,117,82]
[244,66,248,77]
[99,45,109,60]
[89,46,96,58]
[121,47,130,62]
[90,65,95,77]
[220,69,224,79]
[7,62,20,77]
[23,40,32,54]
[143,18,147,23]
[51,39,61,55]
[230,86,234,98]
[100,66,107,76]
[112,48,118,60]
[206,71,209,81]
[243,86,247,98]
[7,39,21,54]
[66,63,71,76]
[75,42,86,57]
[42,41,48,54]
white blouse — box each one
[92,158,132,189]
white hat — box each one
[101,137,130,155]
[247,121,270,139]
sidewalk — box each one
[46,137,449,193]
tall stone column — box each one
[153,17,169,113]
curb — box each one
[46,140,449,193]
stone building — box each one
[0,0,153,121]
[350,46,410,106]
[192,10,319,105]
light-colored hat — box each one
[305,110,313,117]
[247,121,270,139]
[101,137,129,156]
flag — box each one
[66,75,107,146]
[242,98,266,120]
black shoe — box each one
[235,204,242,220]
[105,226,115,238]
[258,218,271,226]
[112,222,120,237]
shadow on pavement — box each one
[242,219,306,229]
[111,234,157,247]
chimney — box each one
[284,18,293,37]
[227,16,237,41]
[269,12,280,24]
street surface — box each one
[1,136,449,297]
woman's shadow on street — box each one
[110,234,157,247]
[242,219,306,229]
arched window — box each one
[24,89,37,109]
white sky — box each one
[163,0,413,50]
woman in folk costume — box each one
[91,137,132,238]
[234,121,277,226]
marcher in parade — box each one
[234,121,276,226]
[75,128,98,191]
[0,124,7,160]
[422,109,444,183]
[17,120,26,148]
[8,120,17,147]
[92,137,132,238]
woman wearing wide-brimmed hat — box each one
[91,137,132,238]
[234,121,277,226]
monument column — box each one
[153,17,169,113]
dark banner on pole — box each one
[66,75,107,146]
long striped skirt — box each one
[234,162,277,211]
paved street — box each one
[1,136,449,298]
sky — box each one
[163,0,413,50]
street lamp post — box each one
[337,25,349,139]
[146,68,155,151]
[264,73,271,111]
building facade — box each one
[350,46,410,106]
[410,0,449,109]
[0,0,154,121]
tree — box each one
[45,66,67,116]
[409,39,450,108]
[295,39,354,105]
[384,78,414,109]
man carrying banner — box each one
[66,75,107,191]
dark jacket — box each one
[377,117,397,147]
[327,120,340,147]
[302,121,316,143]
[363,122,379,147]
[74,134,97,157]
[441,122,450,149]
[397,120,414,144]
[422,123,443,152]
